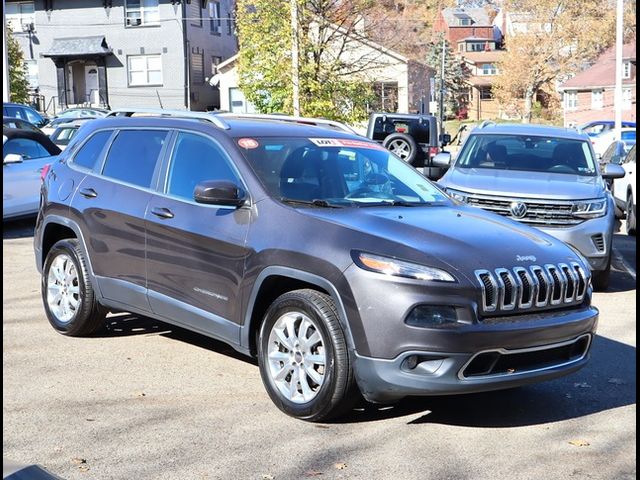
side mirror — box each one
[4,154,24,165]
[432,152,452,168]
[194,180,247,207]
[440,133,452,146]
[601,163,626,180]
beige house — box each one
[212,31,432,116]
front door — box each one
[85,65,99,105]
[145,130,251,343]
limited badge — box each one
[238,138,259,149]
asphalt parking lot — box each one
[3,218,636,480]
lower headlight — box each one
[572,198,607,218]
[405,305,459,327]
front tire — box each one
[257,289,358,421]
[42,239,106,336]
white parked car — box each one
[591,127,636,159]
[612,145,636,235]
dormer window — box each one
[459,17,472,26]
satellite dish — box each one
[209,74,221,87]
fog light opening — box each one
[403,355,419,370]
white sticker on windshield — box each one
[309,138,385,150]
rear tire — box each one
[626,193,636,236]
[42,239,106,336]
[257,289,358,421]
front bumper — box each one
[352,306,598,403]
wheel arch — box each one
[242,267,356,357]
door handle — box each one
[151,207,174,219]
[79,187,98,198]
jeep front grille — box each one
[475,262,589,314]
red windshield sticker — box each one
[238,138,259,149]
[309,138,385,150]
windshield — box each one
[237,137,449,206]
[455,134,598,176]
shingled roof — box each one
[42,36,112,57]
[560,43,636,89]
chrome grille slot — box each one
[514,267,534,308]
[572,263,588,301]
[531,266,549,307]
[496,268,516,310]
[476,263,588,315]
[560,263,577,303]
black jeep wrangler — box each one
[366,112,450,179]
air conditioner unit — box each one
[126,17,142,26]
[21,22,35,33]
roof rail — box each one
[219,113,359,135]
[106,108,230,130]
[478,120,496,129]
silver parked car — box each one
[3,128,61,220]
[436,123,625,290]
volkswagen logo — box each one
[510,202,528,218]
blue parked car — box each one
[579,120,636,137]
[3,128,61,220]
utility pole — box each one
[3,0,10,102]
[439,37,446,125]
[290,0,300,116]
[613,0,623,140]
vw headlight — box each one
[353,252,456,282]
[445,188,469,203]
[572,198,607,218]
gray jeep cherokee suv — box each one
[34,112,598,421]
[436,123,626,291]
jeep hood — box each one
[439,168,606,200]
[303,205,580,279]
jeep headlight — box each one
[353,252,456,282]
[572,198,607,218]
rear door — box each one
[70,128,170,312]
[145,130,251,342]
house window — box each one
[458,17,472,26]
[209,2,221,34]
[227,9,235,35]
[125,0,159,27]
[469,42,485,52]
[25,59,38,89]
[481,64,497,75]
[623,88,633,110]
[565,91,577,110]
[622,61,631,79]
[591,89,603,109]
[191,52,204,84]
[128,55,163,86]
[479,87,493,100]
[6,1,35,32]
[190,2,202,27]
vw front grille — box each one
[465,194,582,227]
[475,262,589,314]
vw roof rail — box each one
[106,108,230,130]
[478,120,496,129]
[218,113,359,135]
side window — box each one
[72,130,113,169]
[24,107,43,126]
[166,132,239,201]
[3,138,50,159]
[102,130,168,188]
[5,106,24,120]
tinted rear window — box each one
[72,130,112,169]
[102,130,168,188]
[3,138,51,159]
[372,117,431,143]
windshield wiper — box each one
[359,200,429,207]
[280,198,343,208]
